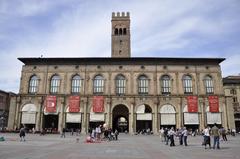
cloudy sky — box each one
[0,0,240,93]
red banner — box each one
[69,96,80,112]
[93,96,104,112]
[187,96,198,113]
[45,96,57,113]
[208,96,219,112]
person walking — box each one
[114,129,119,140]
[169,127,175,147]
[220,127,227,141]
[182,127,188,146]
[212,123,220,149]
[19,127,26,142]
[203,126,211,149]
[160,127,164,142]
[61,128,66,138]
[178,128,183,145]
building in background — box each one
[8,12,235,134]
[0,90,17,131]
[223,76,240,132]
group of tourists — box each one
[159,123,229,149]
[202,123,228,149]
[160,127,188,147]
[88,125,119,143]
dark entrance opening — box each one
[136,104,152,133]
[184,124,199,134]
[43,115,58,133]
[23,124,35,132]
[112,105,129,133]
[66,123,81,132]
[236,121,240,133]
[136,121,152,134]
[89,121,104,133]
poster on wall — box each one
[208,96,219,112]
[69,96,80,112]
[93,96,104,112]
[187,96,198,112]
[45,95,57,113]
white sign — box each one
[184,113,199,125]
[207,113,222,124]
[66,113,81,123]
[137,113,152,120]
[21,112,36,124]
[90,113,105,122]
[160,114,176,125]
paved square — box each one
[0,133,239,159]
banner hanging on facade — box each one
[208,96,219,112]
[92,96,104,112]
[69,96,80,112]
[45,95,57,113]
[187,96,198,113]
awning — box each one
[137,113,152,120]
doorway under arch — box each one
[112,104,129,133]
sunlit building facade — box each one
[8,12,235,134]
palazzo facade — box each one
[7,12,235,134]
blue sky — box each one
[0,0,240,93]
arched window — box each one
[50,75,60,93]
[28,75,38,93]
[123,28,127,35]
[71,75,81,94]
[138,75,149,94]
[204,75,214,94]
[183,75,192,94]
[93,75,104,94]
[161,75,171,94]
[119,28,123,35]
[114,28,118,35]
[115,74,126,95]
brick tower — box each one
[111,12,131,58]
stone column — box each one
[35,103,41,131]
[105,103,111,127]
[81,100,88,134]
[129,103,134,134]
[58,101,63,132]
[225,96,235,129]
[15,96,21,129]
[200,98,206,130]
[153,103,158,134]
[7,96,17,130]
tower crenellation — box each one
[112,12,130,18]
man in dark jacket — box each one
[19,127,26,141]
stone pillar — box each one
[81,100,88,134]
[106,100,112,128]
[225,96,235,129]
[7,96,17,130]
[35,103,41,131]
[200,99,206,130]
[153,103,158,134]
[15,96,21,129]
[129,103,134,134]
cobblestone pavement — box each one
[0,133,239,159]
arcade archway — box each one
[112,104,129,133]
[136,104,152,133]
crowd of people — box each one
[87,125,119,143]
[159,123,230,149]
